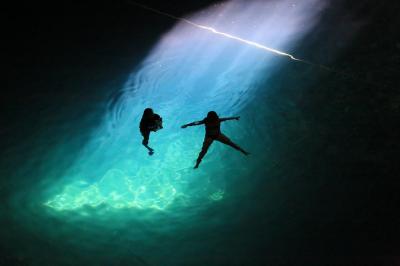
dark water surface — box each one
[2,1,400,265]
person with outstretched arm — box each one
[181,111,249,168]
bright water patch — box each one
[44,0,327,212]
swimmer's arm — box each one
[220,116,240,122]
[181,120,205,128]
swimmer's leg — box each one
[216,134,250,155]
[141,130,154,155]
[195,137,213,168]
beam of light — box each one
[128,0,365,78]
[180,19,340,73]
[128,1,327,66]
[185,22,302,61]
[129,1,301,61]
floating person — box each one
[181,111,249,168]
[140,108,163,155]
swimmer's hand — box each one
[181,121,203,128]
[235,116,240,120]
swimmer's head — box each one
[206,111,219,121]
[143,108,154,118]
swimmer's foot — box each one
[240,149,250,155]
[148,149,154,156]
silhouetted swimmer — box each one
[181,111,249,168]
[140,108,163,155]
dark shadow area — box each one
[234,0,400,264]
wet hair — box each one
[143,108,154,119]
[206,111,219,121]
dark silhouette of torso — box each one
[140,114,162,132]
[204,118,221,137]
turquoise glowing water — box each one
[41,0,325,212]
[1,1,336,265]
